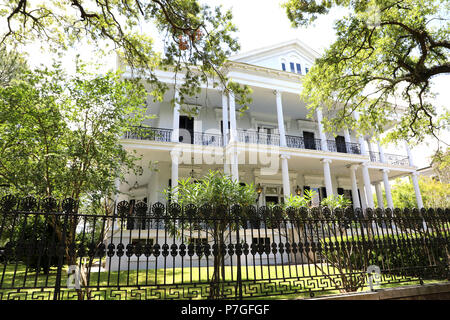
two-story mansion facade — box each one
[117,39,424,210]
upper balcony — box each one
[124,126,363,155]
[123,126,413,169]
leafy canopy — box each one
[0,62,148,203]
[374,176,450,208]
[165,170,257,208]
[282,0,449,144]
[1,0,252,110]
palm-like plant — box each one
[164,170,257,298]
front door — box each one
[336,135,347,153]
[179,116,194,144]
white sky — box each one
[21,0,449,168]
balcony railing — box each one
[369,151,381,163]
[384,153,410,166]
[125,126,223,147]
[369,151,410,166]
[327,140,362,155]
[237,130,280,146]
[124,126,172,142]
[125,127,370,157]
[286,135,323,151]
[193,132,223,147]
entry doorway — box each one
[303,131,316,150]
[179,115,194,144]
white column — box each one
[230,150,239,182]
[344,128,351,144]
[222,91,230,175]
[222,91,229,146]
[359,186,368,209]
[377,140,386,163]
[411,172,424,209]
[361,162,375,208]
[367,139,374,153]
[316,108,328,151]
[321,158,333,197]
[170,150,181,199]
[374,182,384,209]
[275,90,287,147]
[171,87,180,143]
[228,91,237,143]
[353,111,367,155]
[404,141,415,167]
[382,169,394,209]
[281,154,291,199]
[349,165,361,209]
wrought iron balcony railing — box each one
[384,153,410,166]
[125,126,224,147]
[369,151,410,166]
[237,130,281,146]
[369,151,381,163]
[124,126,172,142]
[193,132,223,147]
[286,135,323,151]
[125,127,373,158]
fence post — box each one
[236,216,243,300]
[53,212,68,300]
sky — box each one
[22,0,449,168]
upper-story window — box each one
[305,67,309,74]
[296,63,301,74]
[281,62,286,71]
[289,62,295,73]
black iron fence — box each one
[0,195,448,300]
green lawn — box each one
[0,262,444,300]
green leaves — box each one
[285,0,449,144]
[284,188,318,209]
[165,170,257,208]
[0,63,149,202]
[320,194,352,210]
[1,0,251,114]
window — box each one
[305,67,309,74]
[281,62,286,71]
[290,62,295,72]
[296,63,301,74]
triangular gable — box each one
[229,39,320,67]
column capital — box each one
[361,161,370,167]
[411,171,419,177]
[382,168,390,174]
[273,89,282,96]
[280,154,290,160]
[321,158,332,164]
[348,164,359,171]
[170,149,182,158]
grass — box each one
[0,262,446,300]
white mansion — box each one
[117,39,424,210]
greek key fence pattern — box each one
[0,195,448,300]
